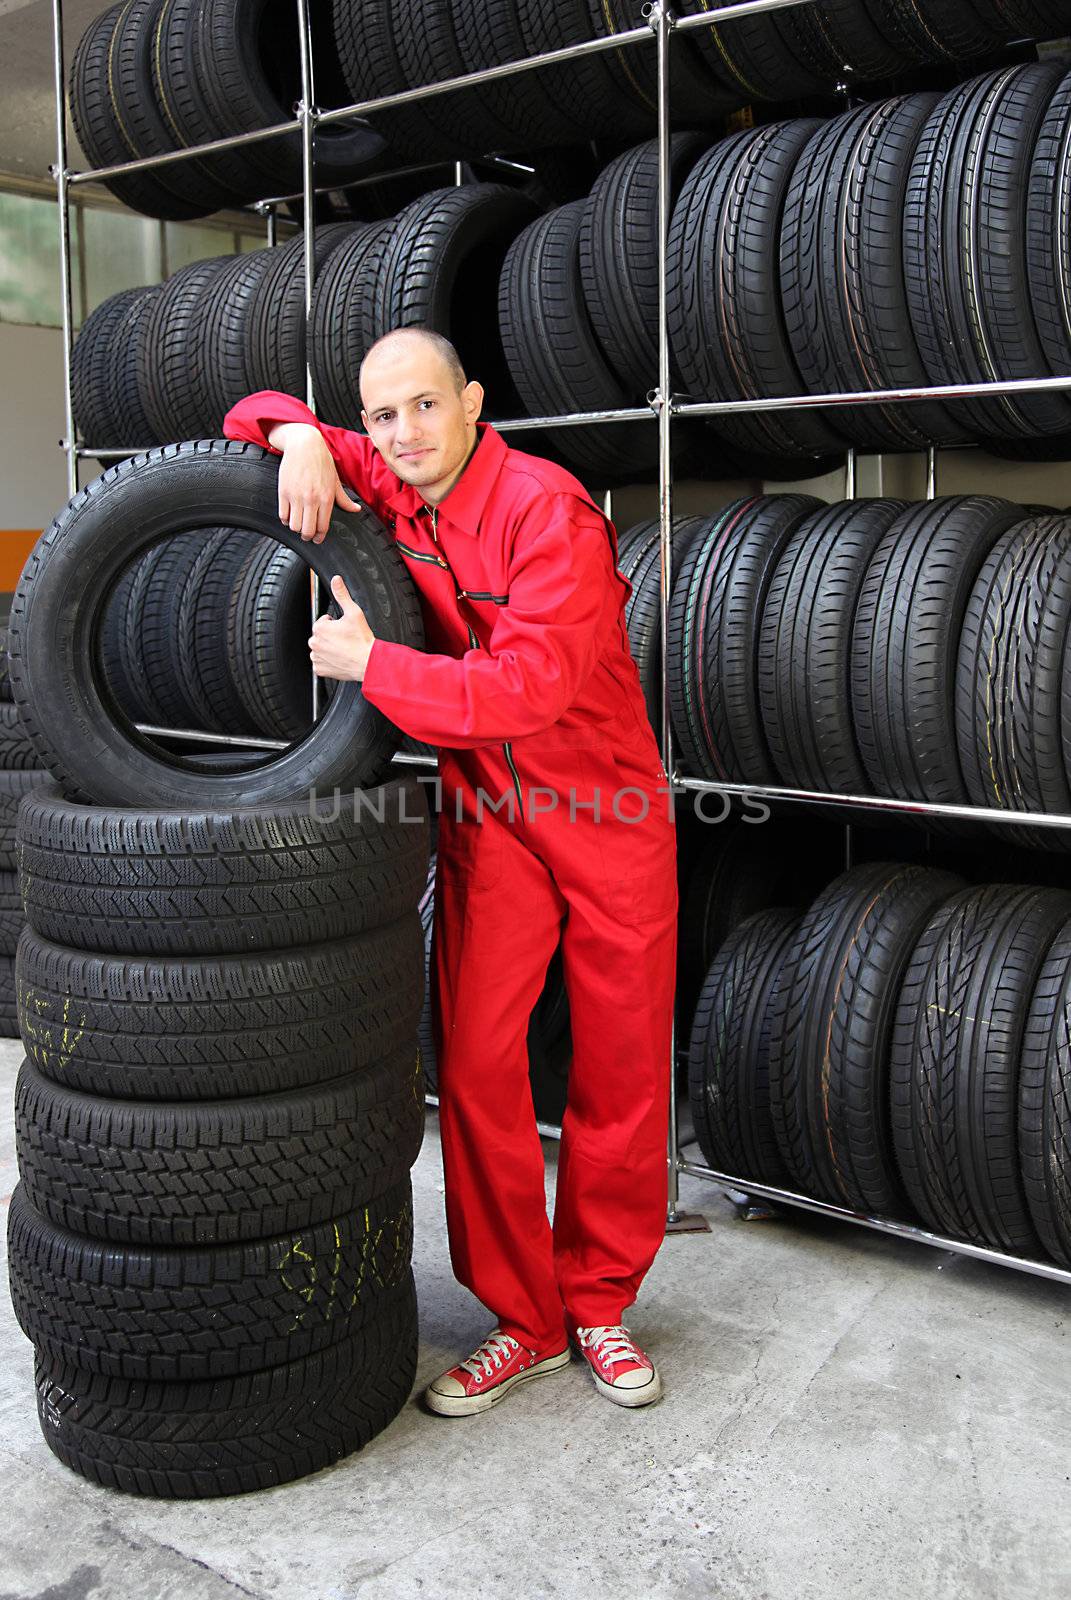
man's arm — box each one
[359,493,614,748]
[222,390,398,534]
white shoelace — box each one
[458,1331,520,1378]
[576,1325,644,1368]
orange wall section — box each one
[0,532,40,595]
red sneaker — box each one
[424,1329,570,1417]
[573,1324,662,1407]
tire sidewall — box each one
[9,442,422,806]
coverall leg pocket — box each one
[594,743,678,930]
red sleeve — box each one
[221,391,399,524]
[360,493,614,747]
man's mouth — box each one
[398,449,430,460]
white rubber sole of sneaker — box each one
[424,1346,571,1417]
[576,1353,663,1409]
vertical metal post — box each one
[455,160,464,185]
[844,447,857,500]
[265,203,278,249]
[925,444,937,501]
[651,0,681,1226]
[296,0,321,718]
[50,0,77,500]
[843,446,859,874]
[296,0,316,412]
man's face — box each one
[360,340,484,501]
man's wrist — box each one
[362,635,388,687]
[267,421,323,452]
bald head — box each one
[359,325,484,506]
[359,328,466,399]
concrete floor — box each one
[0,1040,1068,1600]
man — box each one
[223,327,678,1414]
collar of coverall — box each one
[383,420,506,535]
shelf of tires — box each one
[43,0,1071,1337]
[68,1,1069,224]
[687,861,1071,1275]
[68,58,1071,484]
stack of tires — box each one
[678,1,1067,105]
[687,860,1071,1271]
[77,64,1071,484]
[666,64,1071,462]
[312,183,537,426]
[673,813,846,1054]
[331,0,732,166]
[68,0,387,218]
[615,514,711,746]
[0,629,48,1035]
[70,0,1068,225]
[71,228,358,452]
[7,782,428,1497]
[499,140,717,482]
[73,187,535,452]
[667,495,1071,847]
[4,443,434,1496]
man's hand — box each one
[309,576,376,682]
[269,421,361,545]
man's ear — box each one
[463,380,484,424]
[360,408,370,433]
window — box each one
[0,184,282,330]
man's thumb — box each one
[334,478,362,513]
[330,574,358,613]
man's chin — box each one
[392,455,438,484]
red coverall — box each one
[224,394,678,1355]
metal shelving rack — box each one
[46,0,1071,1288]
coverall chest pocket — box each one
[436,816,504,892]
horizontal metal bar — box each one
[487,155,537,175]
[134,723,288,749]
[66,116,304,186]
[78,368,1071,456]
[252,159,460,210]
[316,26,653,130]
[490,404,654,432]
[424,1094,561,1141]
[674,0,822,29]
[678,1158,1071,1287]
[136,729,439,763]
[672,774,1071,830]
[678,371,1071,417]
[78,411,652,454]
[76,446,157,457]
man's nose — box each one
[396,413,424,444]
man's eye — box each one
[420,400,435,410]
